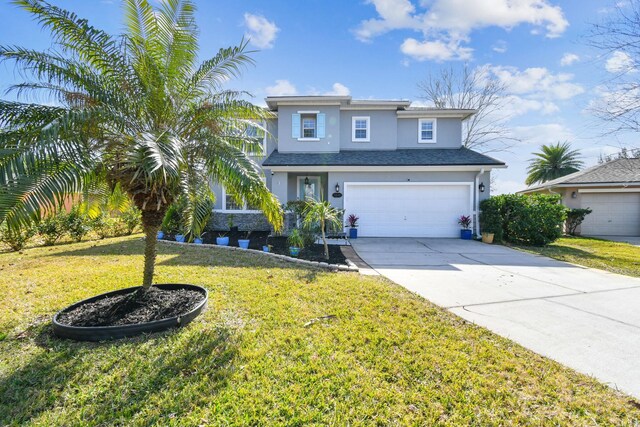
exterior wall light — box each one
[571,191,578,198]
[479,182,486,193]
[335,183,341,193]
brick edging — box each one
[158,240,359,272]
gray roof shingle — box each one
[262,148,505,167]
[522,158,640,191]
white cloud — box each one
[400,38,472,62]
[560,52,579,66]
[489,66,584,100]
[265,79,297,96]
[323,83,351,96]
[510,123,575,146]
[244,13,279,49]
[605,50,636,73]
[492,40,508,53]
[355,0,568,61]
[502,95,559,117]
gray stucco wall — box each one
[339,110,397,150]
[276,105,340,153]
[397,117,462,149]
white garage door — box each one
[580,192,640,236]
[344,182,473,238]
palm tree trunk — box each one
[141,210,164,289]
[321,219,329,260]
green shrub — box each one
[36,213,67,246]
[120,205,141,235]
[65,207,92,242]
[287,228,305,248]
[92,214,117,239]
[566,208,592,236]
[480,194,567,246]
[0,222,36,251]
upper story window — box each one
[418,118,437,144]
[244,121,267,156]
[352,116,370,142]
[292,112,325,141]
[302,115,316,138]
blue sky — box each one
[0,0,634,193]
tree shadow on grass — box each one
[0,322,238,425]
[45,238,323,273]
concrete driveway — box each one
[351,237,640,399]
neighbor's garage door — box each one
[344,182,473,237]
[580,192,640,236]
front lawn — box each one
[515,236,640,278]
[1,236,639,426]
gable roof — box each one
[520,158,640,192]
[262,148,505,167]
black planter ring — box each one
[52,284,208,342]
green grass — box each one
[515,236,640,278]
[1,236,639,426]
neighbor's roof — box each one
[262,148,505,167]
[520,158,640,193]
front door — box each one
[298,176,321,201]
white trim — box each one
[578,188,640,193]
[297,110,320,114]
[297,138,320,142]
[351,116,370,142]
[418,118,437,144]
[397,109,476,119]
[343,181,474,237]
[296,175,321,200]
[267,165,506,172]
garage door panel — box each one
[344,183,472,238]
[581,193,640,236]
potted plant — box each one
[288,228,304,257]
[346,214,359,239]
[157,230,165,240]
[263,235,272,252]
[458,215,473,240]
[216,232,229,246]
[193,232,205,244]
[175,228,186,243]
[238,230,251,249]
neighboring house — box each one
[211,95,506,238]
[518,158,640,236]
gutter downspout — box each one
[474,168,485,238]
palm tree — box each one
[0,0,282,290]
[302,198,342,260]
[525,142,584,186]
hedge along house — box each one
[518,158,640,237]
[211,96,506,238]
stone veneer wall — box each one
[209,212,297,234]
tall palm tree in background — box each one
[525,142,584,186]
[0,0,283,289]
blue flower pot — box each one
[216,237,229,246]
[175,234,185,243]
[289,247,301,257]
[262,245,270,253]
[460,229,473,240]
[349,228,358,239]
[157,231,164,240]
[194,238,203,244]
[238,239,250,249]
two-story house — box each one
[211,95,506,238]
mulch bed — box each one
[57,287,205,327]
[165,230,349,265]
